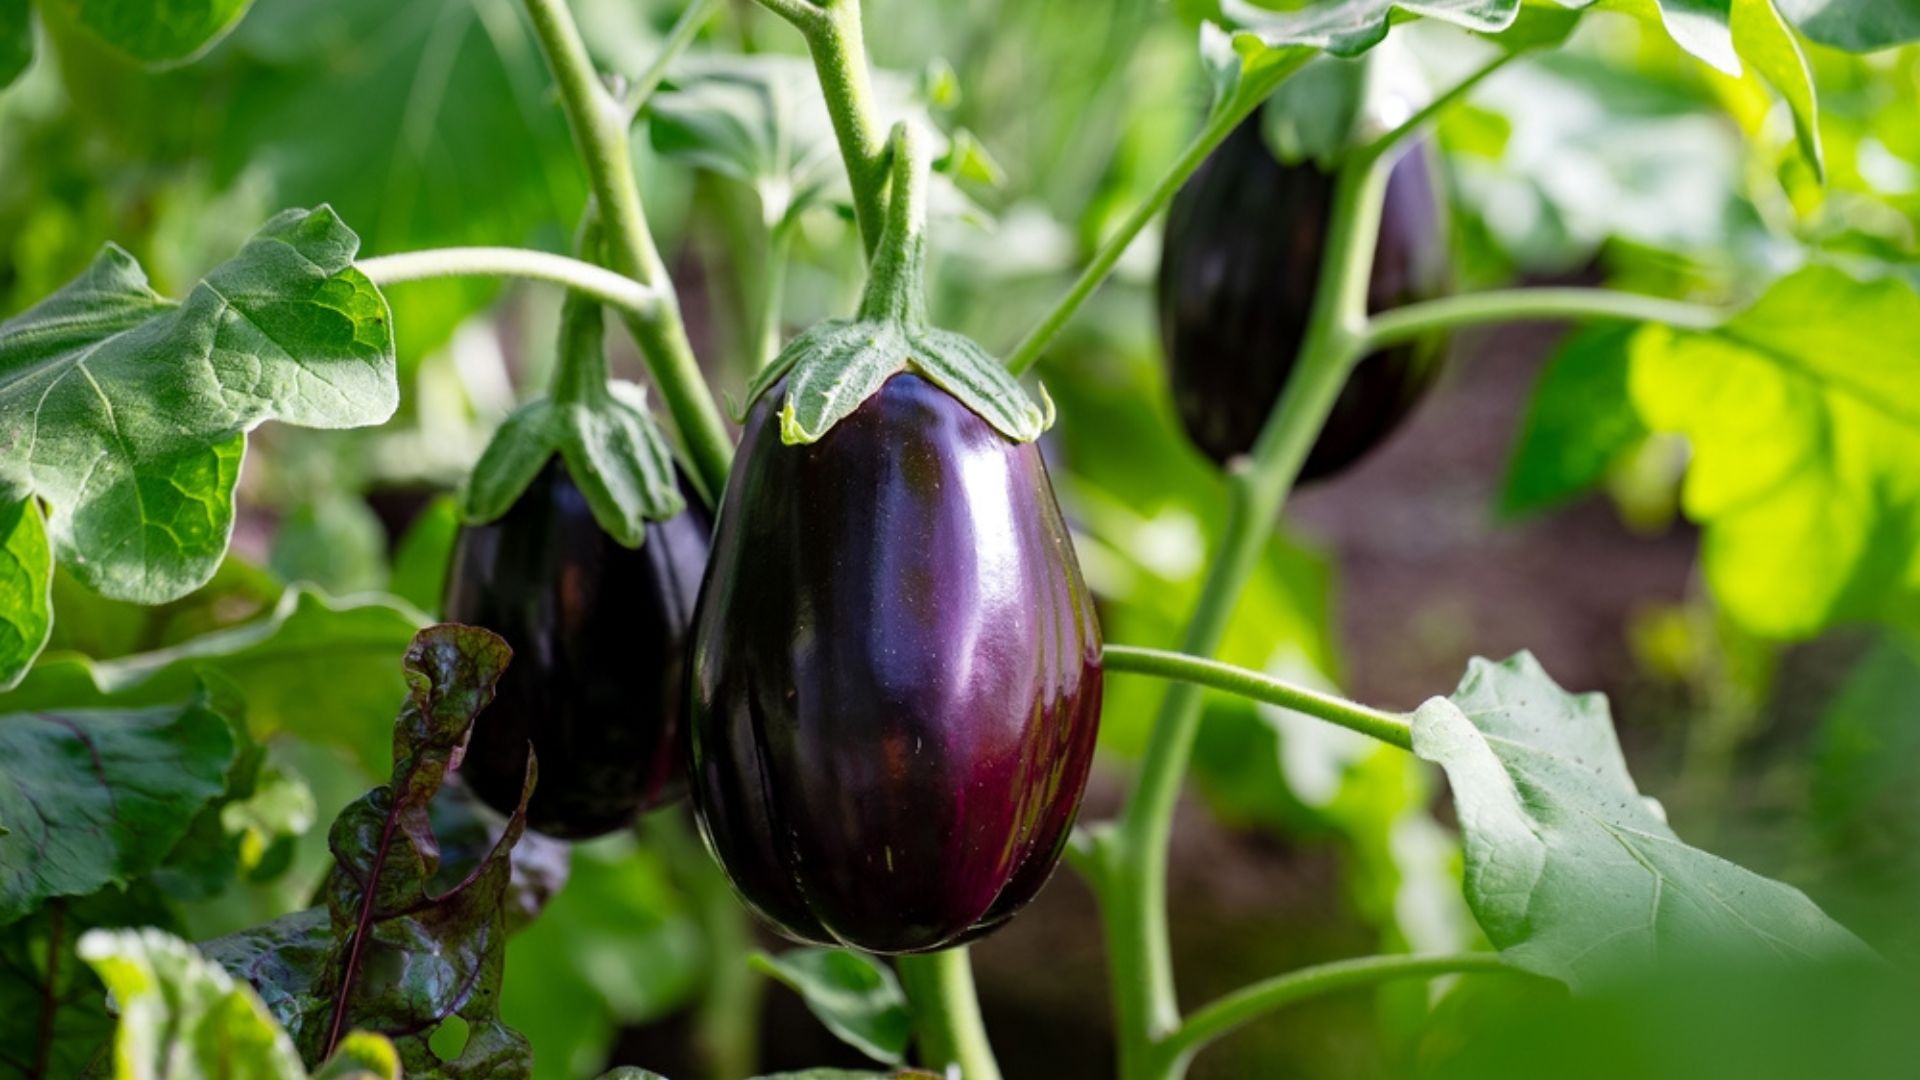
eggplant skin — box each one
[1157,117,1450,477]
[446,459,711,840]
[688,373,1103,954]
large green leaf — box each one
[0,0,29,88]
[1628,266,1920,638]
[203,624,534,1077]
[1777,0,1920,50]
[0,697,236,924]
[50,0,255,65]
[1,586,427,775]
[0,496,51,690]
[0,206,396,609]
[752,949,911,1066]
[215,0,588,361]
[1413,652,1870,986]
[79,927,401,1080]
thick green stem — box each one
[1364,288,1725,352]
[1098,147,1395,1080]
[896,948,1004,1080]
[751,221,795,369]
[357,247,662,316]
[1103,646,1412,751]
[1150,953,1513,1072]
[753,0,889,256]
[520,0,734,499]
[856,122,929,326]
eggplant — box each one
[445,459,711,839]
[687,372,1103,954]
[1157,115,1450,478]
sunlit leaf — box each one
[1414,652,1871,986]
[0,697,236,924]
[1628,266,1920,637]
[0,206,396,605]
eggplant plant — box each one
[0,0,1916,1079]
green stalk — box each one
[1148,953,1513,1072]
[896,948,1003,1080]
[520,0,734,500]
[1095,143,1395,1080]
[356,247,662,317]
[1102,646,1412,751]
[750,0,890,256]
[1363,288,1725,351]
[624,0,724,111]
[750,220,795,369]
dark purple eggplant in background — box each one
[688,372,1103,954]
[1157,115,1451,478]
[446,459,711,839]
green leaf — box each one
[210,0,586,361]
[1500,325,1649,516]
[1776,0,1920,50]
[44,555,283,661]
[49,0,253,66]
[388,496,459,619]
[1413,652,1871,987]
[2,587,427,775]
[0,0,30,88]
[0,206,397,605]
[203,624,534,1077]
[501,835,704,1080]
[1729,0,1822,179]
[1627,266,1920,638]
[751,949,911,1066]
[269,494,390,597]
[0,887,172,1077]
[80,927,306,1079]
[0,697,236,924]
[0,496,51,690]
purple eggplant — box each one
[1157,115,1450,477]
[446,459,711,839]
[687,372,1103,954]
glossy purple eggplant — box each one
[687,372,1103,954]
[1157,116,1450,478]
[446,459,711,839]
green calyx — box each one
[744,121,1052,445]
[458,290,685,546]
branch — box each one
[1159,953,1514,1064]
[357,248,663,316]
[1362,49,1519,165]
[623,0,725,113]
[751,0,890,256]
[520,0,734,499]
[1103,645,1412,751]
[1363,288,1725,352]
[895,948,1005,1080]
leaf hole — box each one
[429,1014,471,1061]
